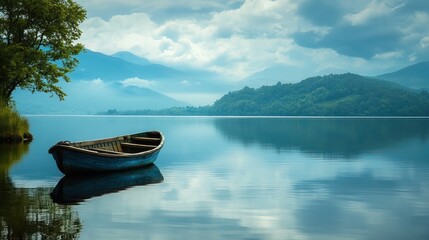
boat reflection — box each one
[51,164,164,205]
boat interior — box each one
[72,133,162,154]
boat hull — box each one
[51,148,160,175]
[49,131,164,175]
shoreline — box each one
[0,132,33,143]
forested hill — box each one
[210,73,429,116]
[102,73,429,116]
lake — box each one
[1,116,429,239]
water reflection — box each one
[4,117,429,239]
[214,118,429,158]
[0,143,30,172]
[51,165,164,205]
[0,144,81,239]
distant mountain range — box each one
[111,51,151,66]
[12,47,429,115]
[13,49,231,114]
[209,73,429,116]
[244,60,429,90]
[242,65,349,87]
[70,49,185,81]
[376,61,429,90]
[104,73,429,116]
[14,81,188,115]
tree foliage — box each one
[0,0,86,106]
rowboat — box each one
[51,164,164,204]
[48,131,164,175]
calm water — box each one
[1,116,429,239]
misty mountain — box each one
[376,61,429,90]
[13,49,191,114]
[70,49,185,81]
[14,81,188,115]
[111,51,151,66]
[243,64,348,88]
[13,49,234,114]
[72,49,232,105]
[116,73,429,116]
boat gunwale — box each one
[49,131,164,158]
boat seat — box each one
[121,142,157,149]
[88,148,124,154]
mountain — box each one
[13,49,234,114]
[376,61,429,90]
[14,81,188,115]
[13,49,195,114]
[243,65,305,87]
[71,49,231,105]
[243,64,348,88]
[117,73,429,116]
[111,51,151,66]
[211,73,429,116]
[70,49,185,81]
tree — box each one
[0,0,86,106]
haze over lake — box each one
[2,116,429,239]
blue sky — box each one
[76,0,429,79]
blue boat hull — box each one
[51,148,160,175]
[49,131,164,175]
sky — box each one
[76,0,429,80]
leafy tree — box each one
[0,0,86,106]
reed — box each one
[0,106,32,142]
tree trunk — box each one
[0,80,17,107]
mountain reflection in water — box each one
[214,117,429,158]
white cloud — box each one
[80,13,158,55]
[420,36,429,48]
[78,0,429,82]
[78,0,306,79]
[344,1,403,26]
[81,78,105,87]
[121,77,156,88]
[374,51,403,60]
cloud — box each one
[420,36,429,48]
[81,78,105,87]
[374,51,403,60]
[297,0,346,26]
[293,0,429,61]
[76,0,245,22]
[296,24,402,59]
[79,1,300,78]
[344,1,402,26]
[78,0,429,80]
[121,77,156,88]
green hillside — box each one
[210,73,429,116]
[102,73,429,116]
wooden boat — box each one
[48,131,164,175]
[51,164,164,205]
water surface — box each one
[1,116,429,239]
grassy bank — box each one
[0,106,32,143]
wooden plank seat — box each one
[121,142,157,149]
[88,148,124,155]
